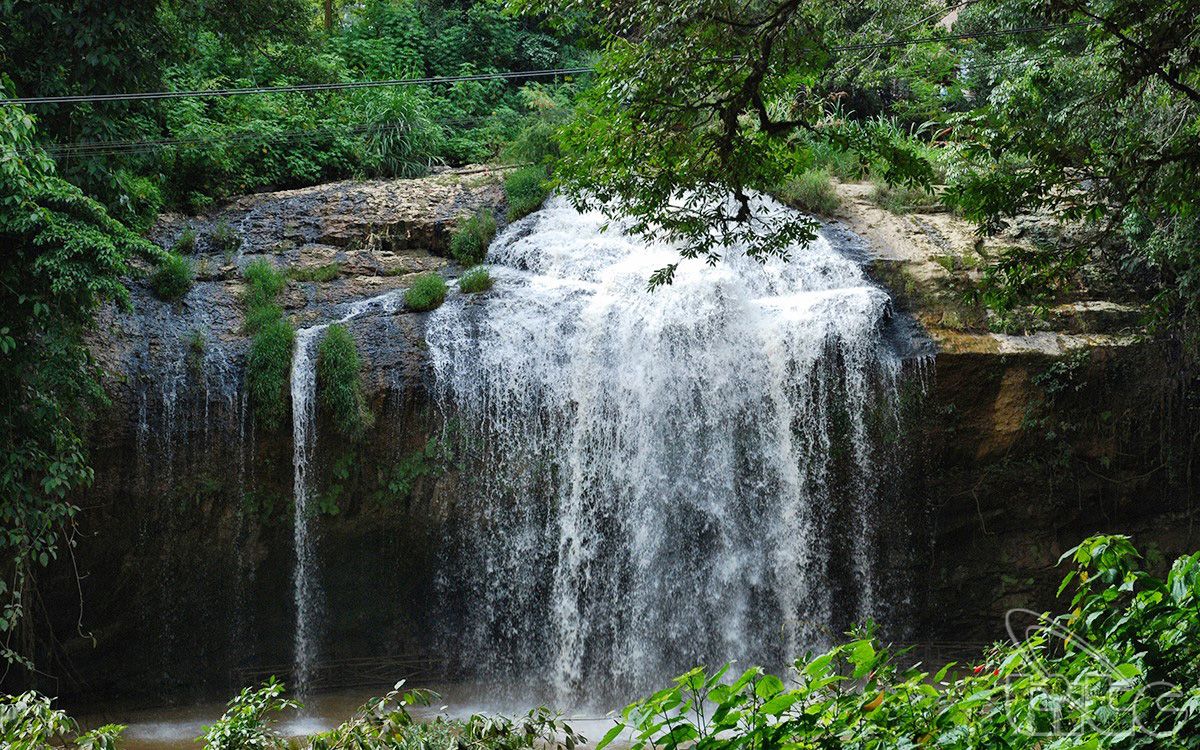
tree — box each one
[0,84,155,664]
[512,0,939,286]
[944,0,1200,340]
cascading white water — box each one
[290,289,402,693]
[290,326,323,693]
[427,194,913,703]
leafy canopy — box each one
[0,88,154,660]
[513,0,936,286]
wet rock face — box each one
[23,171,1198,706]
[28,169,506,706]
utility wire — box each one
[0,67,592,107]
[0,22,1091,108]
[829,21,1092,52]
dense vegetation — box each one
[596,536,1200,750]
[0,0,586,218]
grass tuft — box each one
[246,317,295,431]
[869,180,939,214]
[151,251,195,301]
[209,220,241,258]
[288,263,343,283]
[458,266,494,294]
[775,169,842,216]
[404,272,448,312]
[504,166,550,221]
[173,227,197,255]
[317,324,374,438]
[450,210,497,266]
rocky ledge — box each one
[24,170,1196,706]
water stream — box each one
[426,194,919,705]
[290,290,403,692]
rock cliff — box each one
[21,170,1197,706]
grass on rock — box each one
[150,251,195,301]
[450,210,497,266]
[405,272,448,311]
[458,266,493,294]
[317,324,373,438]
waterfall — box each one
[289,289,403,693]
[289,326,323,693]
[427,194,918,704]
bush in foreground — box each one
[317,324,373,438]
[404,272,448,312]
[150,251,195,301]
[598,535,1200,750]
[458,266,493,294]
[450,210,497,266]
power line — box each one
[830,21,1092,53]
[0,67,592,107]
[0,22,1093,108]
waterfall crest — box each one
[427,194,918,704]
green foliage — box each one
[450,210,498,266]
[514,0,936,287]
[601,535,1200,750]
[243,259,288,311]
[247,317,296,432]
[201,677,300,750]
[376,438,451,505]
[310,680,584,750]
[150,251,195,302]
[173,226,197,255]
[209,220,241,258]
[241,260,294,429]
[504,166,551,221]
[0,94,154,661]
[317,324,373,438]
[0,692,123,750]
[773,169,841,216]
[290,263,344,283]
[459,266,494,294]
[404,272,448,312]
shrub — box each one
[404,272,448,312]
[0,692,124,749]
[209,220,241,258]
[243,259,287,310]
[317,324,373,438]
[150,251,195,301]
[598,535,1200,750]
[450,210,497,266]
[458,265,493,294]
[504,166,550,221]
[247,316,295,431]
[311,681,582,750]
[202,677,298,750]
[775,169,841,216]
[869,179,939,213]
[288,263,342,283]
[172,226,197,254]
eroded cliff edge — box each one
[30,171,1198,704]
